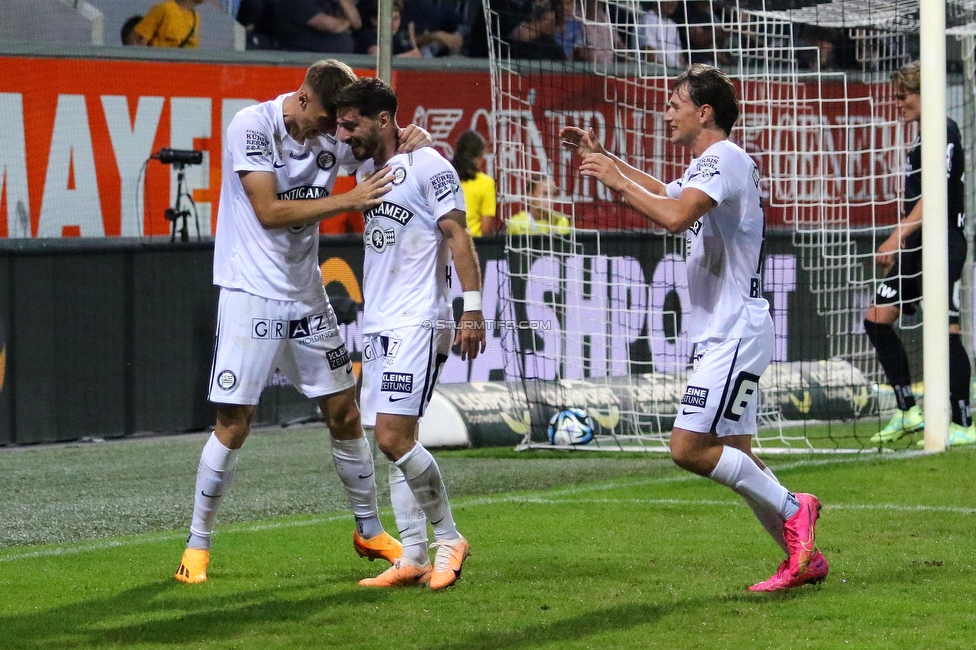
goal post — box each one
[483,0,976,452]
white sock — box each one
[740,465,789,554]
[389,462,429,565]
[709,446,798,521]
[396,442,459,542]
[330,435,383,540]
[188,433,240,550]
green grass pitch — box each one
[0,427,974,649]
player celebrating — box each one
[562,64,826,592]
[333,77,486,590]
[865,60,974,447]
[175,60,432,584]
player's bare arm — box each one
[876,199,922,270]
[240,167,393,230]
[581,152,714,233]
[562,126,668,196]
[438,211,487,361]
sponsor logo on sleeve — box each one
[691,155,720,181]
[327,345,350,370]
[245,130,272,157]
[381,372,413,393]
[430,170,459,201]
[680,385,709,408]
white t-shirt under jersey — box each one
[357,148,466,334]
[213,94,358,301]
[667,139,772,343]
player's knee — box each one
[325,400,361,438]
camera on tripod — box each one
[155,148,203,166]
[152,148,204,242]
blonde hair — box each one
[891,60,921,95]
[304,59,358,110]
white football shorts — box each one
[208,287,356,405]
[360,324,452,427]
[672,329,774,438]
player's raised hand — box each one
[455,311,487,361]
[560,127,606,157]
[348,166,393,211]
[397,125,433,153]
[580,153,627,192]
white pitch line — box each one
[0,451,949,564]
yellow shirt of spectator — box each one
[506,210,572,235]
[461,172,496,237]
[135,0,202,48]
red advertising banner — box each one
[0,56,897,238]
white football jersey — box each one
[357,148,466,333]
[666,139,772,343]
[213,94,358,301]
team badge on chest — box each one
[317,151,336,170]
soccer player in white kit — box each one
[175,60,434,584]
[333,78,486,590]
[562,64,827,592]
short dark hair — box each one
[304,59,358,111]
[333,77,398,120]
[672,64,740,135]
[121,15,143,44]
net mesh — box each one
[486,0,976,451]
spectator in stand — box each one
[452,130,498,236]
[237,0,278,50]
[507,178,572,235]
[638,0,685,68]
[275,0,361,54]
[132,0,206,48]
[556,0,621,63]
[497,0,566,61]
[355,0,422,56]
[674,1,730,66]
[401,0,465,57]
[121,15,144,45]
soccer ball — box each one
[547,408,595,446]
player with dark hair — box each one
[120,15,144,45]
[175,60,432,585]
[333,77,485,590]
[562,63,827,592]
[865,60,974,447]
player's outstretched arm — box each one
[240,167,393,230]
[561,126,667,196]
[438,212,486,361]
[396,125,433,154]
[580,153,713,233]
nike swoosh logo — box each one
[200,491,222,499]
[346,366,353,374]
[273,162,285,168]
[681,408,699,415]
[358,472,374,480]
[430,518,444,526]
[388,395,411,402]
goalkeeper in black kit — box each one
[864,60,975,447]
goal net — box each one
[485,0,976,452]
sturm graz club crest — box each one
[392,166,407,185]
[317,151,336,170]
[365,220,396,253]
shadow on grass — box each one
[2,579,384,649]
[426,592,766,650]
